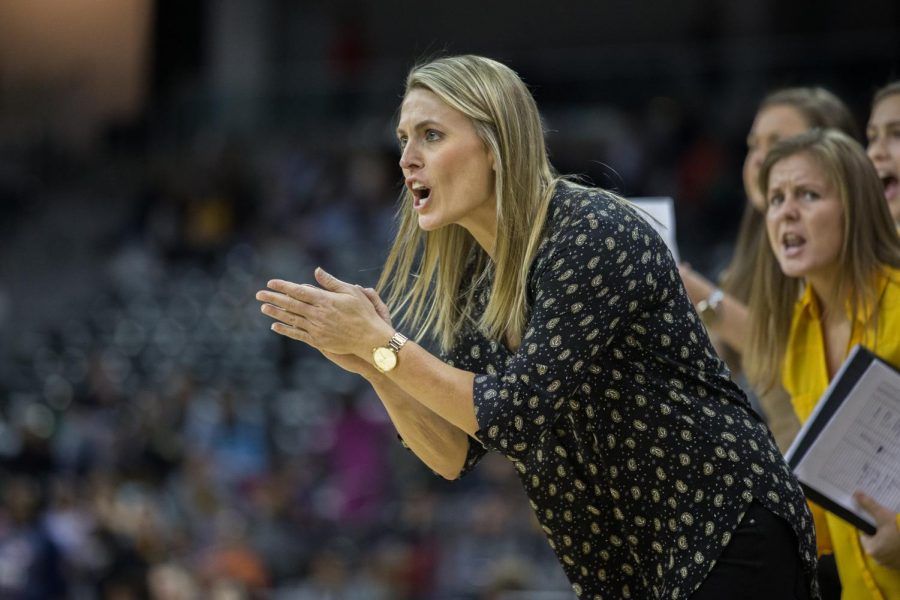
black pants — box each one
[691,501,812,600]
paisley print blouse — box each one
[443,182,817,599]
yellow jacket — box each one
[783,267,900,599]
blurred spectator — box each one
[0,475,67,599]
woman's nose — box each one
[779,196,801,219]
[399,143,421,170]
[867,134,886,162]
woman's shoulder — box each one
[547,181,655,245]
[550,180,622,214]
[880,266,900,310]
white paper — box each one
[629,197,680,263]
[788,356,900,529]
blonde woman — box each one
[867,81,900,227]
[746,128,900,598]
[257,55,817,599]
[680,88,858,452]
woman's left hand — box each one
[854,490,900,570]
[256,268,394,358]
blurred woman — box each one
[867,81,900,227]
[680,87,858,452]
[746,128,900,598]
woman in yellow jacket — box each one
[746,128,900,598]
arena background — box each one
[0,1,898,598]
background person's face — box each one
[765,153,844,294]
[866,93,900,223]
[743,104,810,212]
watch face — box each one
[373,347,397,372]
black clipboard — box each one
[785,345,900,535]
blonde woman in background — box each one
[867,81,900,227]
[680,88,859,453]
[257,55,819,599]
[746,128,900,598]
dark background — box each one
[0,1,897,598]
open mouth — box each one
[782,232,806,257]
[881,175,899,200]
[412,185,432,209]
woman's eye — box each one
[768,194,783,207]
[398,137,408,150]
[802,190,819,201]
[425,130,441,142]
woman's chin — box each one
[417,214,444,231]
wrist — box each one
[697,288,724,325]
[359,321,396,358]
[370,329,409,374]
[361,368,387,385]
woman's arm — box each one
[257,271,479,477]
[258,271,483,435]
[321,350,470,480]
[678,263,750,355]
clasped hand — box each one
[256,268,394,361]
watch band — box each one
[387,332,409,353]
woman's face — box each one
[866,93,900,223]
[743,104,810,212]
[396,88,497,238]
[765,153,844,294]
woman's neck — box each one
[457,198,498,261]
[807,277,854,378]
[807,276,846,325]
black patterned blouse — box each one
[442,182,817,599]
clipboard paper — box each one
[784,345,900,536]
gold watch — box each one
[697,288,724,324]
[372,332,409,373]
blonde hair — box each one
[377,55,561,351]
[745,129,900,391]
[720,87,859,304]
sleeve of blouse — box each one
[472,199,667,460]
[439,330,491,477]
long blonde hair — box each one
[377,55,561,351]
[720,87,859,304]
[745,129,900,391]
